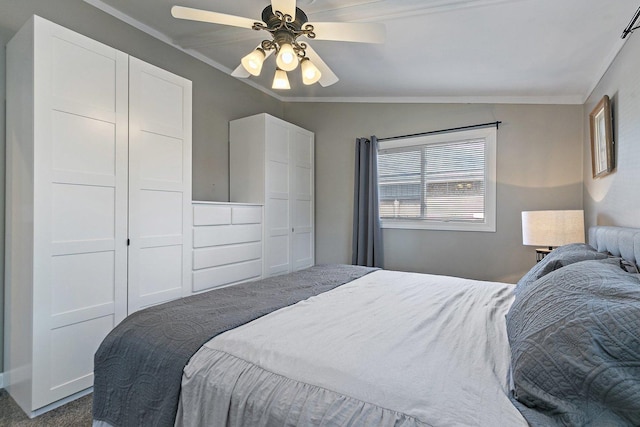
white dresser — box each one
[230,113,315,278]
[4,16,192,416]
[192,202,264,292]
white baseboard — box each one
[0,373,4,388]
[29,387,92,418]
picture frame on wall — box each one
[589,95,615,178]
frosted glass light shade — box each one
[241,48,266,76]
[272,69,291,89]
[521,210,585,247]
[276,43,298,71]
[301,58,321,85]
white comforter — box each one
[176,270,528,426]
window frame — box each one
[377,127,497,232]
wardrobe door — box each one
[128,57,192,313]
[264,119,292,277]
[290,128,314,271]
[31,18,129,410]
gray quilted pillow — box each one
[515,243,608,295]
[507,259,640,426]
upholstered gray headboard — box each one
[589,226,640,267]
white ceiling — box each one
[83,0,638,103]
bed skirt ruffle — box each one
[176,348,427,427]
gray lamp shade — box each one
[521,210,585,247]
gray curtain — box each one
[352,136,383,267]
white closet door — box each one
[264,119,291,276]
[32,20,129,409]
[128,57,192,313]
[290,129,314,270]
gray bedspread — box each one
[92,264,377,427]
[507,258,640,426]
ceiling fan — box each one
[171,0,385,89]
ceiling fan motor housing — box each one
[259,5,314,62]
[261,5,309,37]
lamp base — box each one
[535,247,553,263]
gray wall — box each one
[284,103,584,283]
[0,0,284,371]
[583,34,640,229]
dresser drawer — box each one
[193,242,262,270]
[193,204,231,226]
[192,259,262,292]
[193,224,261,248]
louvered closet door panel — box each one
[290,128,314,270]
[264,120,291,277]
[32,19,129,409]
[128,57,192,313]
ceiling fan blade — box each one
[171,6,260,30]
[306,22,385,44]
[304,44,339,87]
[231,64,251,78]
[231,47,274,78]
[271,0,297,20]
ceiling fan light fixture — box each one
[272,68,291,89]
[241,48,266,76]
[276,43,298,71]
[171,1,383,89]
[301,58,321,85]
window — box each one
[377,127,497,232]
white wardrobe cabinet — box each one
[4,16,192,416]
[230,113,314,277]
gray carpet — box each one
[0,389,92,426]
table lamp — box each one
[521,210,585,261]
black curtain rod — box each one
[377,121,502,142]
[621,6,640,39]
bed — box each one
[92,226,640,426]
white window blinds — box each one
[377,127,496,232]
